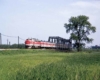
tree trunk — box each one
[77,29,81,52]
[77,43,80,52]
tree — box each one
[64,15,96,51]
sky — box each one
[0,0,100,46]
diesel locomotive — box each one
[25,36,72,50]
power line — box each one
[1,33,25,45]
[19,37,25,41]
[1,33,18,38]
[1,33,25,41]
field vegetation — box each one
[0,49,100,80]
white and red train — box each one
[25,36,72,50]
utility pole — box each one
[7,39,9,48]
[9,41,10,48]
[9,41,10,45]
[18,36,19,48]
[0,33,2,45]
[7,39,9,45]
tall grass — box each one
[0,49,100,80]
[0,49,68,80]
[0,49,66,55]
[14,53,100,80]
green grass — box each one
[0,49,68,80]
[0,49,100,80]
[15,53,100,80]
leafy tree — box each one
[64,15,96,51]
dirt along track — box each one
[0,49,19,51]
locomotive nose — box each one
[25,40,32,44]
[25,39,33,48]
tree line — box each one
[0,44,25,49]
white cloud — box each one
[57,0,100,46]
[59,1,100,16]
[70,1,100,9]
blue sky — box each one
[0,0,100,46]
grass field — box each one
[0,49,68,80]
[0,49,100,80]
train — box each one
[25,36,72,50]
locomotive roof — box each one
[27,38,40,41]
